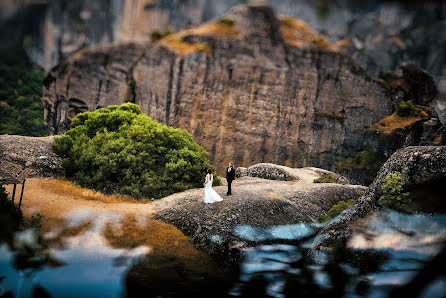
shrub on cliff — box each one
[52,103,220,199]
[151,28,173,41]
[396,100,414,117]
[378,172,410,210]
[319,199,354,223]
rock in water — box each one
[43,3,395,175]
[311,146,446,253]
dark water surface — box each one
[1,210,446,297]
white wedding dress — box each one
[203,174,223,204]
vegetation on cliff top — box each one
[151,28,173,42]
[0,46,49,136]
[368,102,428,135]
[279,16,338,51]
[158,17,237,56]
[52,103,220,199]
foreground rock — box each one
[311,146,446,254]
[0,135,63,177]
[153,164,365,266]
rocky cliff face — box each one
[2,0,445,121]
[42,3,400,175]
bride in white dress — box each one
[203,169,223,204]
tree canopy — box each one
[0,46,49,136]
[53,103,220,199]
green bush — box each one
[151,28,173,41]
[217,17,234,25]
[52,103,220,199]
[396,100,415,117]
[313,174,339,184]
[319,199,354,223]
[0,46,49,136]
[378,172,410,209]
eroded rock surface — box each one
[0,135,63,177]
[153,166,365,263]
[43,3,395,176]
[311,146,446,253]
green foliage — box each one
[0,46,49,136]
[52,103,220,199]
[313,174,339,184]
[337,151,382,171]
[0,185,22,244]
[151,28,173,41]
[319,199,354,223]
[217,17,234,25]
[396,100,416,117]
[378,172,410,210]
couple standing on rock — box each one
[203,162,236,204]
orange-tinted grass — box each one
[368,111,429,134]
[279,16,338,52]
[160,35,202,56]
[187,22,239,37]
[40,178,149,204]
[158,20,238,56]
[103,215,218,273]
[336,38,350,48]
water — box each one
[0,229,150,297]
[1,210,446,297]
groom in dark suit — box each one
[226,162,235,195]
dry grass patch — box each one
[160,35,202,56]
[279,16,338,51]
[40,178,147,204]
[104,215,217,273]
[368,111,428,134]
[188,21,239,37]
[159,19,238,56]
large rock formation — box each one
[42,3,400,175]
[153,163,366,264]
[311,146,446,253]
[2,0,445,121]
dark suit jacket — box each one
[226,167,235,181]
